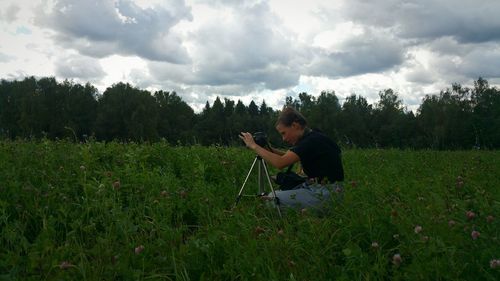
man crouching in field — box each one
[239,106,344,212]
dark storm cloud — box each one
[454,46,500,78]
[55,55,106,81]
[343,0,500,43]
[307,29,406,77]
[405,68,436,84]
[426,37,472,56]
[35,0,192,63]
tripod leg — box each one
[234,156,258,206]
[258,160,266,195]
[260,160,283,218]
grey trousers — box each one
[268,182,344,211]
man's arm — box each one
[252,145,299,169]
[239,132,299,169]
[269,146,286,156]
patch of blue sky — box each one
[15,26,31,35]
[292,82,312,94]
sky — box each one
[1,0,500,112]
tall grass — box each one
[0,140,498,280]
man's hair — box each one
[276,106,307,127]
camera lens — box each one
[252,132,268,147]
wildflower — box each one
[179,190,188,198]
[466,211,476,220]
[371,242,379,249]
[490,259,500,269]
[421,236,429,242]
[112,180,120,190]
[392,254,402,266]
[160,190,168,197]
[80,165,86,171]
[471,230,480,240]
[414,225,423,234]
[59,261,73,270]
[277,229,284,236]
[448,220,456,227]
[393,234,400,239]
[254,226,265,235]
[391,210,398,218]
[134,245,145,254]
[301,208,308,215]
[486,215,494,223]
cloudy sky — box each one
[1,0,500,112]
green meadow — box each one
[0,140,499,280]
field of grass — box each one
[0,140,499,280]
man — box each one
[239,106,344,211]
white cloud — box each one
[34,0,192,63]
[307,27,406,77]
[0,4,21,23]
[148,0,301,92]
[0,0,499,112]
[343,0,500,43]
[55,55,106,81]
[455,44,500,78]
[0,52,14,63]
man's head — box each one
[275,106,307,145]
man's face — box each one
[276,122,301,145]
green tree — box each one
[154,90,195,144]
[35,77,66,138]
[60,81,98,140]
[339,94,373,147]
[0,77,38,138]
[194,97,229,145]
[471,78,500,148]
[95,82,159,141]
[223,98,238,144]
[417,84,474,149]
[310,91,341,141]
[231,100,248,143]
[247,101,261,133]
[298,92,315,118]
[372,89,411,147]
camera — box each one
[252,132,269,147]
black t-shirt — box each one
[290,129,344,183]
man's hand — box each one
[239,132,257,150]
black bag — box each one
[274,165,306,190]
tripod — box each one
[234,155,282,217]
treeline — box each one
[1,77,499,149]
